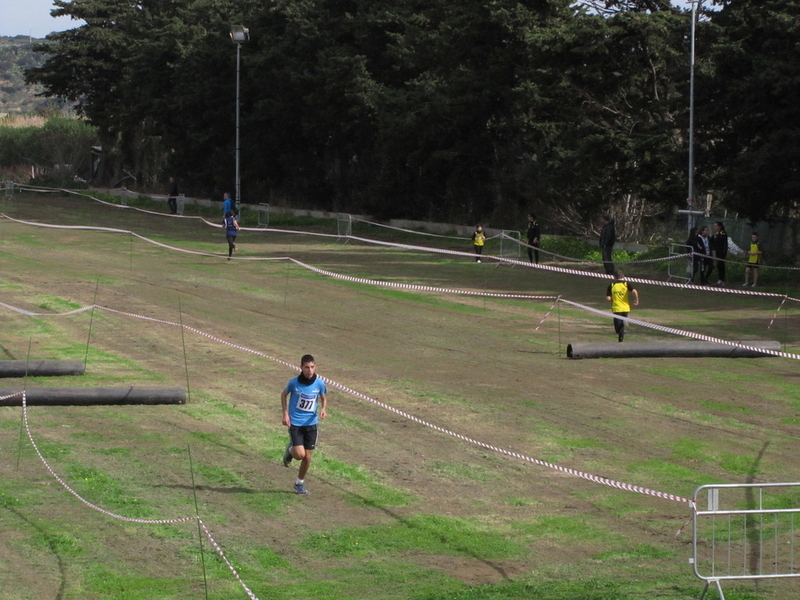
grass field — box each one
[1,190,799,600]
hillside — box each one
[0,35,54,115]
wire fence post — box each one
[257,203,270,228]
[337,213,352,243]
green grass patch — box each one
[192,463,246,487]
[33,294,83,312]
[421,578,627,600]
[719,452,761,476]
[315,559,463,600]
[552,436,614,451]
[521,514,616,543]
[429,460,498,482]
[341,284,488,314]
[301,514,525,559]
[0,488,22,508]
[593,543,674,562]
[626,458,717,488]
[316,456,413,508]
[505,497,541,507]
[83,564,190,599]
[700,400,756,414]
[31,529,85,558]
[668,437,711,462]
[65,465,153,517]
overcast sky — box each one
[0,0,81,39]
[0,0,701,40]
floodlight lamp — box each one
[230,25,249,43]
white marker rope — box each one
[352,217,468,240]
[3,302,692,506]
[0,218,795,355]
[0,213,795,346]
[560,298,800,360]
[9,182,800,275]
[0,213,287,262]
[8,389,261,600]
[503,231,694,266]
[3,209,800,305]
[344,233,800,302]
[288,257,559,300]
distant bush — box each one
[541,236,597,260]
[0,116,98,185]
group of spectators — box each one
[686,222,730,286]
[686,223,762,287]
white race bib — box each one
[297,392,317,413]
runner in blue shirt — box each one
[223,211,239,260]
[281,355,329,495]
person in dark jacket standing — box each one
[693,225,712,285]
[709,221,729,286]
[599,216,616,275]
[167,177,179,214]
[526,214,541,263]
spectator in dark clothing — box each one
[599,216,616,275]
[526,214,541,263]
[167,177,179,214]
[709,221,729,286]
[692,225,712,285]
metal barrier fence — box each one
[337,213,352,242]
[499,230,521,261]
[692,482,800,599]
[668,243,692,283]
[257,203,269,228]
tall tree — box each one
[515,5,688,235]
[702,0,800,222]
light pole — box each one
[230,24,249,213]
[686,1,700,231]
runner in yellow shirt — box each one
[606,269,639,342]
[472,225,486,263]
[743,232,763,287]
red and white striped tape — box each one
[768,296,788,330]
[560,297,800,360]
[3,302,694,506]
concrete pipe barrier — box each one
[566,341,782,360]
[0,386,187,406]
[0,360,86,378]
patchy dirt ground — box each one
[1,192,799,599]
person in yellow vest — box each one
[743,232,763,287]
[472,224,486,263]
[606,269,639,342]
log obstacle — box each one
[0,386,186,406]
[0,360,86,378]
[566,341,782,360]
